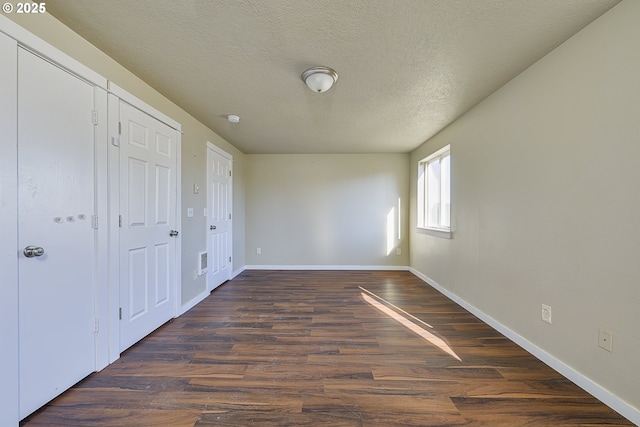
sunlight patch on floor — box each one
[359,286,461,361]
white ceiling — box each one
[46,0,619,154]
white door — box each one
[0,30,19,427]
[207,147,232,291]
[18,48,96,419]
[119,101,177,351]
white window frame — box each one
[417,145,451,239]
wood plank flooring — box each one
[21,270,632,426]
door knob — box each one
[169,230,179,237]
[210,225,216,230]
[24,245,45,258]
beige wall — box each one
[7,0,639,420]
[6,12,246,305]
[410,0,639,413]
[246,154,409,267]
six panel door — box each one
[207,147,232,291]
[119,101,178,352]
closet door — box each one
[18,48,96,419]
[207,146,232,291]
[0,31,19,427]
[118,100,178,351]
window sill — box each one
[417,227,452,239]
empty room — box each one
[1,1,638,425]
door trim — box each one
[107,88,182,363]
[0,29,18,427]
[0,15,107,90]
[108,82,181,130]
[206,142,233,292]
[94,86,110,371]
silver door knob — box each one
[210,225,216,230]
[24,246,45,258]
[169,230,179,237]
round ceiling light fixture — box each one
[301,66,338,93]
[227,114,240,123]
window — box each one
[417,145,450,237]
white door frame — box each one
[107,82,182,363]
[206,142,233,291]
[0,28,19,427]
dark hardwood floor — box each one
[22,270,632,426]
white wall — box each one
[410,0,639,419]
[0,29,18,427]
[246,154,409,267]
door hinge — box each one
[229,170,232,177]
[118,121,122,135]
[92,215,99,229]
[94,318,99,333]
[229,256,232,263]
[92,110,99,125]
[228,213,231,220]
[119,307,122,320]
[119,215,122,227]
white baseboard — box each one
[180,267,246,315]
[178,288,209,316]
[244,264,410,271]
[178,265,408,315]
[408,267,640,426]
[231,266,246,279]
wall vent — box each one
[198,251,208,275]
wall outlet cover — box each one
[598,328,613,352]
[541,304,552,324]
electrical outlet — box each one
[256,247,261,255]
[598,328,613,352]
[192,269,198,280]
[541,304,552,324]
[396,248,401,255]
[187,208,194,218]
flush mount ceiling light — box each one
[227,114,240,123]
[301,66,338,93]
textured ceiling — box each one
[46,0,620,154]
